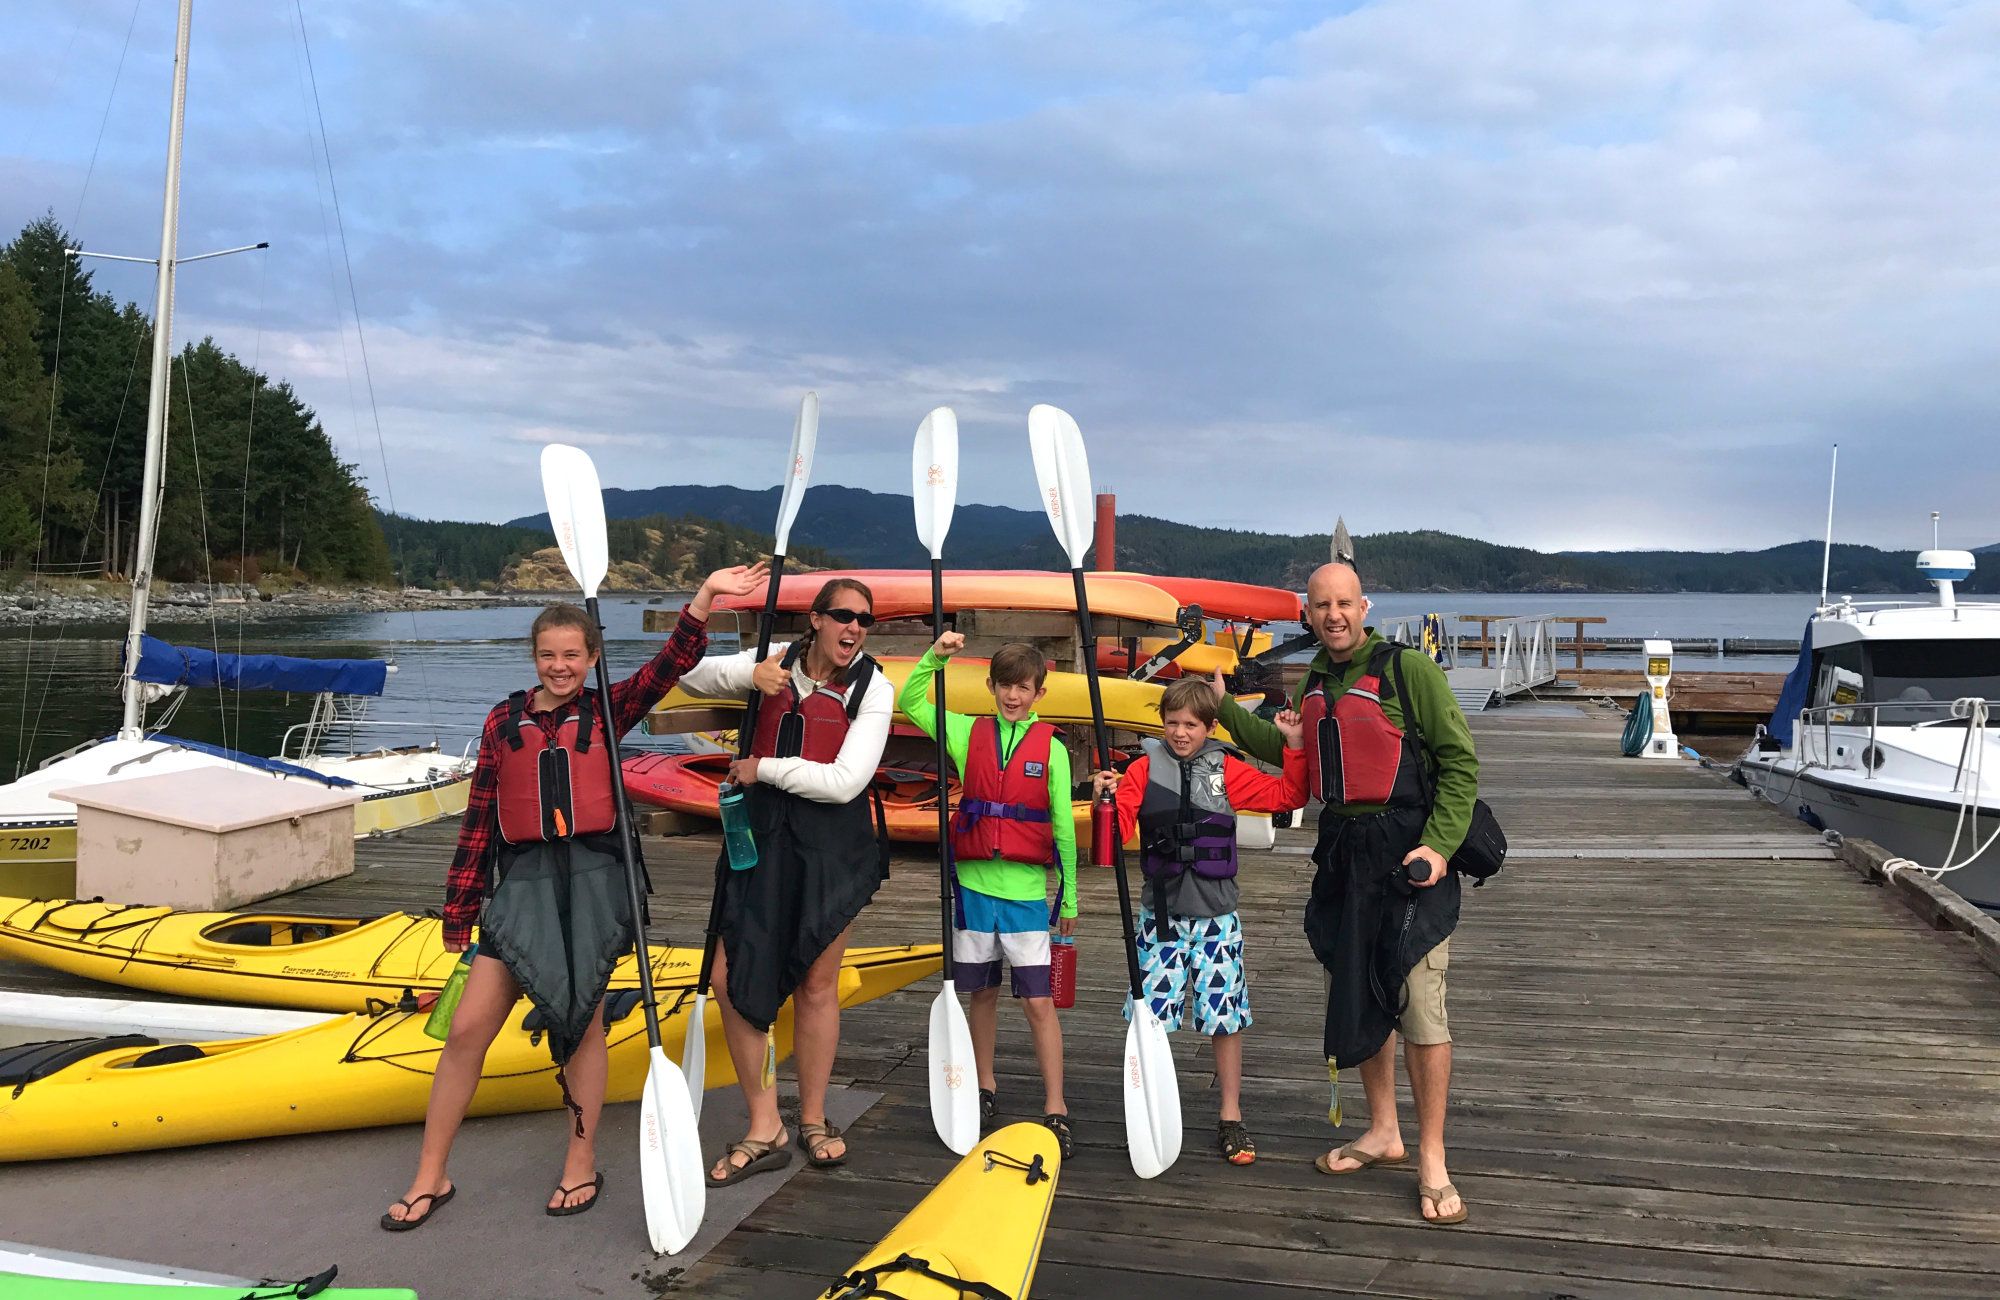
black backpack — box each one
[1379,646,1507,886]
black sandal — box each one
[1218,1119,1256,1166]
[706,1132,791,1187]
[546,1171,603,1217]
[1043,1113,1075,1159]
[379,1184,456,1232]
[979,1088,997,1123]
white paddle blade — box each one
[773,392,819,555]
[680,991,707,1122]
[1026,404,1093,567]
[639,1046,708,1254]
[1122,1002,1183,1179]
[539,444,610,598]
[928,983,980,1155]
[912,406,959,560]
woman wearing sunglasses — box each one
[672,576,893,1183]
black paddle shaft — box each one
[931,561,955,966]
[694,554,789,996]
[585,595,666,1051]
[1069,569,1147,998]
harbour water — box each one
[0,590,1831,781]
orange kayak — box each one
[711,570,1181,626]
[621,751,1112,846]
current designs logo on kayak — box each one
[282,965,354,978]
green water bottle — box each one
[424,944,477,1040]
[719,783,758,871]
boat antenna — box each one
[1818,444,1838,609]
[1932,510,1941,550]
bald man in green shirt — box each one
[1215,562,1476,1226]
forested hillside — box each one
[0,217,389,584]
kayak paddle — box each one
[913,405,980,1155]
[540,442,707,1253]
[686,392,819,1117]
[1026,403,1184,1179]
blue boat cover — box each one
[154,734,358,787]
[130,635,388,697]
[1765,618,1815,747]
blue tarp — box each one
[154,734,358,787]
[129,635,389,697]
[1766,617,1815,746]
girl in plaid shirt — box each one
[381,562,763,1232]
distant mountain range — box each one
[502,483,1993,594]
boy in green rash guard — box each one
[900,635,1079,1157]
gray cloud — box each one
[4,0,1997,551]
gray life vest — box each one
[1136,737,1238,881]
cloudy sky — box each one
[6,1,1997,551]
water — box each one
[0,597,702,781]
[1,591,1819,780]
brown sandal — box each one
[799,1120,848,1169]
[1419,1181,1470,1226]
[705,1132,791,1187]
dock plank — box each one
[6,701,1999,1297]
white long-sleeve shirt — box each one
[677,643,893,804]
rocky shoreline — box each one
[0,583,546,628]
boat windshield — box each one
[1867,640,2000,725]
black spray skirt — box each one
[481,834,635,1069]
[1306,804,1460,1067]
[720,782,885,1033]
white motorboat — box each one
[1738,549,2000,907]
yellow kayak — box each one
[0,945,939,1163]
[0,896,937,1015]
[821,1122,1062,1299]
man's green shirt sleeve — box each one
[1217,693,1287,765]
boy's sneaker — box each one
[1043,1113,1075,1159]
[979,1088,997,1123]
[1218,1119,1256,1166]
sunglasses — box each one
[819,608,876,628]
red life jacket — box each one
[749,654,878,762]
[950,717,1058,868]
[1300,645,1429,808]
[495,689,618,844]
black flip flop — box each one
[1043,1113,1075,1159]
[546,1171,603,1217]
[379,1184,456,1232]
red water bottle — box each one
[1049,935,1077,1010]
[1091,792,1117,868]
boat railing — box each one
[1799,697,1997,784]
[279,695,474,765]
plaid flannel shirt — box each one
[441,607,708,946]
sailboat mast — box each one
[120,0,193,739]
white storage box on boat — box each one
[53,769,360,909]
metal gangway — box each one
[1378,612,1562,711]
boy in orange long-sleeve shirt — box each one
[1094,676,1308,1164]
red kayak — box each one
[622,751,1107,846]
[620,744,1112,844]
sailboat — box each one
[0,0,471,898]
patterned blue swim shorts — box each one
[1122,909,1251,1036]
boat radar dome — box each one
[1916,549,1976,609]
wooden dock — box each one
[6,701,1999,1298]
